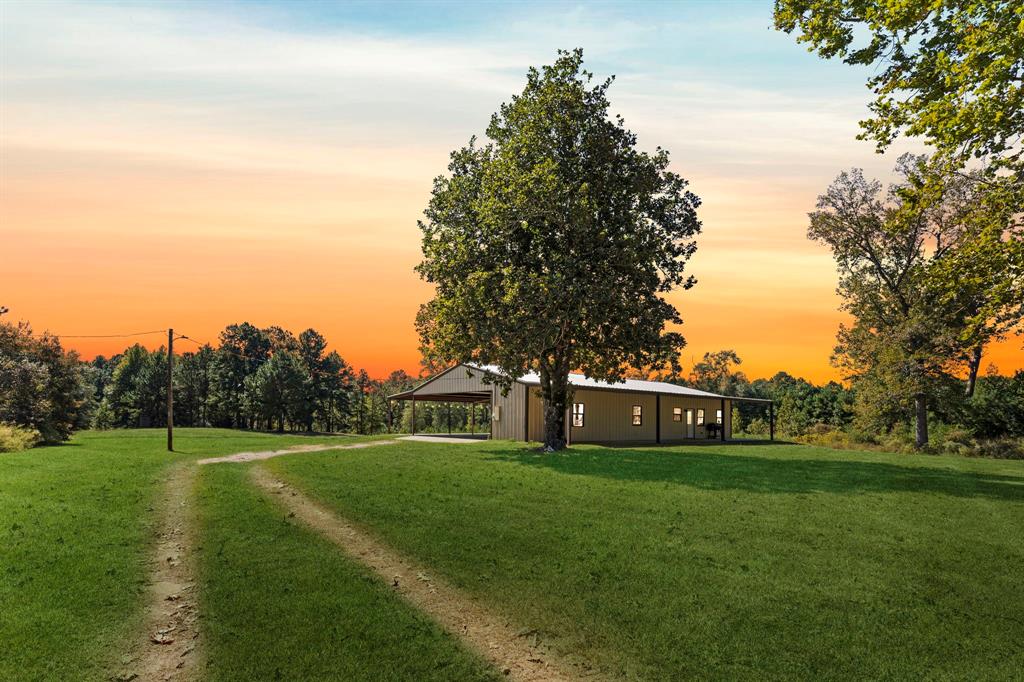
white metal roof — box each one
[467,364,728,399]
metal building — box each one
[389,363,773,443]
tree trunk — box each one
[539,361,569,451]
[965,345,983,398]
[914,393,928,448]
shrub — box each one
[795,428,861,450]
[957,437,1023,460]
[794,424,1024,460]
[0,422,42,452]
[744,417,769,435]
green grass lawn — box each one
[5,430,1024,680]
[0,428,368,681]
[196,463,498,681]
[269,440,1024,680]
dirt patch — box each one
[250,466,596,682]
[197,439,398,465]
[118,463,202,682]
[400,435,490,444]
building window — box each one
[672,406,682,422]
[572,403,584,428]
[716,409,723,424]
[632,405,642,426]
[697,409,705,426]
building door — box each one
[685,409,695,439]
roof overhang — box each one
[388,362,772,405]
[387,390,491,403]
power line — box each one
[176,334,204,347]
[52,327,268,364]
[52,329,167,339]
[176,334,258,362]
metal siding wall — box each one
[569,389,657,442]
[494,383,735,443]
[492,382,525,441]
[659,397,687,441]
[414,365,491,395]
[657,396,727,441]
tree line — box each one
[87,322,441,435]
[685,350,1024,453]
[0,317,484,447]
[2,310,1021,456]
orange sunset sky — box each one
[2,1,1020,382]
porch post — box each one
[656,394,661,444]
[523,385,529,442]
[565,403,571,446]
[720,398,726,441]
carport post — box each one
[471,402,475,435]
[769,401,774,441]
[411,398,416,436]
[447,402,452,435]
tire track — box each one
[250,465,596,682]
[118,463,202,682]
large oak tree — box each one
[415,50,702,450]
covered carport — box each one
[387,385,492,438]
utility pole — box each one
[167,328,174,452]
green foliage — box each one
[0,423,41,452]
[962,370,1024,438]
[808,155,1022,446]
[687,351,855,439]
[777,0,1024,446]
[416,49,701,449]
[89,323,360,434]
[774,0,1024,179]
[923,194,1024,375]
[98,344,167,428]
[244,351,309,433]
[208,322,273,427]
[0,320,91,442]
[797,424,1024,459]
[688,350,747,395]
[174,344,215,427]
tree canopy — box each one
[774,0,1023,179]
[415,49,702,450]
[0,320,90,442]
[809,154,1022,445]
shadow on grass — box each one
[486,446,1024,501]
